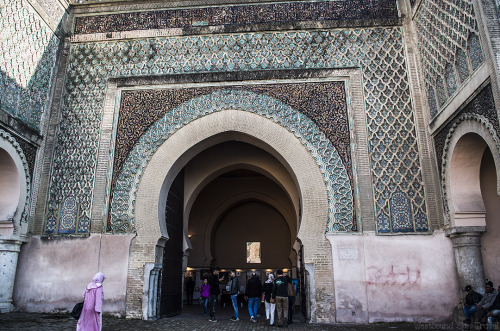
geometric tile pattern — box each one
[110,89,354,233]
[44,27,429,235]
[434,84,500,175]
[57,196,77,234]
[414,0,484,118]
[73,0,399,34]
[0,0,59,130]
[111,82,355,231]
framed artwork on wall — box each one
[246,241,261,263]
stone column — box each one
[0,239,22,313]
[445,226,486,293]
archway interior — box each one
[450,132,487,225]
[0,148,20,235]
[179,140,301,307]
[480,148,500,287]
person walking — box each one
[208,267,224,322]
[228,270,240,321]
[245,272,262,323]
[77,272,105,331]
[185,276,195,305]
[262,273,276,326]
[272,269,290,327]
[200,278,210,316]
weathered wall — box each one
[328,232,459,323]
[13,234,134,315]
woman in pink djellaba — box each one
[77,272,105,331]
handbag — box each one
[71,301,84,320]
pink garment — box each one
[77,272,105,331]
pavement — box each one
[0,303,465,331]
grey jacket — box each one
[478,289,498,310]
[229,276,239,295]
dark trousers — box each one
[187,290,194,305]
[288,296,295,323]
[209,294,218,319]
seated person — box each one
[487,285,500,331]
[476,281,498,326]
[463,284,483,324]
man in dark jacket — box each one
[463,284,483,324]
[185,277,195,305]
[245,272,262,322]
[208,267,224,322]
[272,269,290,327]
[229,270,240,321]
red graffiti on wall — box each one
[366,265,421,287]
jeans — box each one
[488,309,500,331]
[463,305,477,320]
[202,297,209,316]
[248,297,260,319]
[231,294,239,319]
[209,294,218,319]
[265,301,275,325]
[275,296,289,326]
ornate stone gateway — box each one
[9,0,500,324]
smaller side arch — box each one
[442,114,500,226]
[0,129,31,240]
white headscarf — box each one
[87,272,105,290]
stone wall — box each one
[328,232,460,323]
[13,234,134,315]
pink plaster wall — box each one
[328,233,460,323]
[480,149,500,286]
[13,234,134,315]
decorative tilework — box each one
[427,87,437,118]
[58,196,77,233]
[44,27,429,235]
[455,48,470,85]
[415,0,484,118]
[436,76,446,108]
[15,136,37,182]
[111,89,353,233]
[468,33,484,72]
[445,63,457,97]
[74,0,399,34]
[434,85,500,175]
[0,0,60,130]
[389,191,414,232]
[111,83,354,231]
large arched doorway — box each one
[181,141,301,315]
[130,109,333,320]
